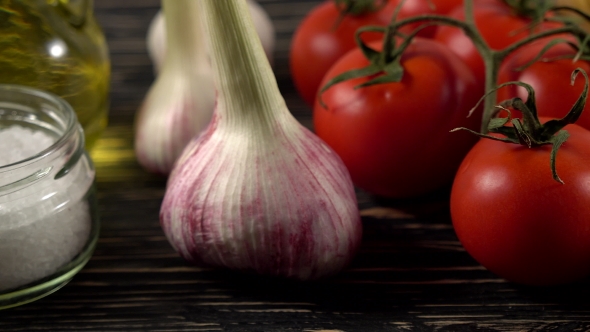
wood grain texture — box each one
[2,0,590,331]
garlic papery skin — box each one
[146,0,275,74]
[159,0,362,280]
[135,0,215,175]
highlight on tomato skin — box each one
[450,121,590,286]
[313,38,482,198]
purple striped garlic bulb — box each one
[134,0,215,175]
[159,0,362,280]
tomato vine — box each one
[319,0,590,133]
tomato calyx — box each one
[502,0,552,21]
[316,27,400,108]
[331,0,389,32]
[317,6,451,107]
[453,68,589,184]
[317,0,477,108]
[334,0,388,17]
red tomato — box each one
[290,0,398,106]
[497,40,590,130]
[290,0,463,106]
[451,121,590,285]
[434,1,562,85]
[313,38,481,198]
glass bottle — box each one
[0,0,110,150]
[0,84,99,309]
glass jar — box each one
[0,0,110,150]
[0,84,99,310]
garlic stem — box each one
[162,0,208,72]
[201,0,284,131]
[146,0,275,74]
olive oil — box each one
[0,0,110,149]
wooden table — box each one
[3,0,590,330]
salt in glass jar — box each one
[0,84,99,309]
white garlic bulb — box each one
[135,0,215,174]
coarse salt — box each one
[0,125,93,292]
[0,125,55,166]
